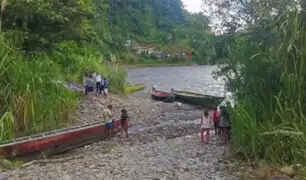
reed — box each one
[222,11,306,165]
[0,35,78,143]
[105,65,127,93]
[0,35,128,143]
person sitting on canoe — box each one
[200,110,212,143]
[120,109,129,138]
[103,105,113,137]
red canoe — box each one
[151,87,172,101]
[0,120,122,158]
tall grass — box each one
[0,34,128,143]
[0,34,81,143]
[106,65,127,93]
[222,11,306,165]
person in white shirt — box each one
[95,73,102,94]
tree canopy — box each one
[0,0,215,64]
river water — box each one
[128,65,233,104]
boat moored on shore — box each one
[171,89,225,109]
[0,120,122,158]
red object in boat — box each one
[0,120,122,158]
[151,87,172,101]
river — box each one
[128,65,234,105]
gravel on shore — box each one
[2,93,238,180]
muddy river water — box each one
[128,65,226,96]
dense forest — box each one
[0,0,216,65]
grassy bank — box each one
[216,11,306,177]
[0,35,127,143]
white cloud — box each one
[181,0,203,13]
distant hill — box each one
[1,0,217,64]
[93,0,216,64]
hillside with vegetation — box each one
[0,0,217,142]
[92,0,216,64]
[3,0,306,178]
[1,0,216,65]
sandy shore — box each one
[2,93,238,180]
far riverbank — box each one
[121,61,199,69]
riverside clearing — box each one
[3,94,237,180]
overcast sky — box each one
[181,0,203,13]
[181,0,223,33]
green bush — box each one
[219,12,306,165]
[0,34,80,143]
[0,35,127,143]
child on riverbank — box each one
[103,105,113,137]
[120,109,129,138]
[212,107,219,135]
[103,77,109,98]
[200,110,212,143]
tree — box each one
[1,0,94,51]
[203,0,301,34]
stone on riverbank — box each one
[4,93,238,180]
[280,166,295,177]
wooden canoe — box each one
[0,120,122,158]
[171,89,225,109]
[151,87,172,101]
[124,83,146,94]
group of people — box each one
[83,68,232,143]
[102,105,129,139]
[200,104,231,144]
[83,69,109,96]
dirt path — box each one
[3,94,237,180]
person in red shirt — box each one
[212,107,219,135]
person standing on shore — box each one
[103,77,109,98]
[200,110,212,143]
[120,109,129,138]
[225,101,233,140]
[84,74,94,95]
[212,107,219,135]
[92,72,97,90]
[103,105,113,137]
[218,106,231,144]
[83,69,88,93]
[95,73,102,94]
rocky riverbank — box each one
[3,93,238,180]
